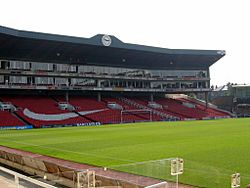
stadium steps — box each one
[74,110,98,122]
[0,97,29,126]
[50,96,60,102]
[12,111,31,126]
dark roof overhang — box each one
[0,26,225,70]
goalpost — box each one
[120,109,152,123]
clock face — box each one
[101,35,112,46]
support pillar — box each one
[97,92,101,102]
[205,92,208,109]
[207,68,210,88]
[97,80,101,87]
[150,93,154,102]
[150,82,153,89]
[65,92,69,102]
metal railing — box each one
[0,165,57,188]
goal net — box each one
[120,109,152,123]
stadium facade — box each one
[0,26,229,128]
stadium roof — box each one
[231,84,250,88]
[0,26,225,70]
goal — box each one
[120,109,152,123]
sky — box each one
[1,0,249,86]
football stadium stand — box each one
[0,25,230,128]
[0,95,230,128]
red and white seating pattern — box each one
[1,96,90,127]
[0,95,230,128]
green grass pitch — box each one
[1,118,250,188]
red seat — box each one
[0,111,25,127]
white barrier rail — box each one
[145,181,168,188]
[0,165,57,188]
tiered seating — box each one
[67,96,120,124]
[67,96,105,111]
[156,98,207,119]
[69,97,150,124]
[0,95,231,128]
[1,96,90,127]
[176,98,230,117]
[0,111,25,127]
